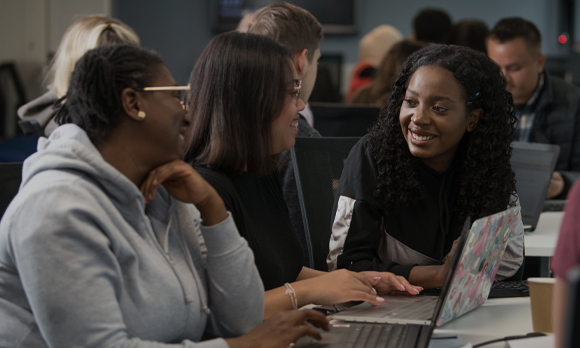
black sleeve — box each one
[194,166,246,232]
[327,136,415,278]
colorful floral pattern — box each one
[436,207,521,326]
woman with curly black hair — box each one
[328,44,524,290]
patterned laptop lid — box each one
[436,206,521,326]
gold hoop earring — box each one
[137,111,146,119]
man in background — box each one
[487,17,580,199]
[248,2,322,266]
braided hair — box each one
[368,44,517,222]
[55,45,163,143]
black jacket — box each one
[327,135,525,280]
[531,72,580,198]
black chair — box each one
[290,137,360,271]
[0,63,27,139]
[309,102,380,137]
[0,162,23,219]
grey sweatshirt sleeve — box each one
[198,213,264,337]
[2,185,232,348]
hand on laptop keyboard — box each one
[360,271,423,296]
[229,309,329,348]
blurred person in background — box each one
[236,9,256,32]
[487,17,580,199]
[350,40,424,107]
[17,15,140,137]
[411,8,452,44]
[447,19,489,53]
[345,25,403,101]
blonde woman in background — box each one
[344,25,402,101]
[349,40,423,106]
[18,15,139,137]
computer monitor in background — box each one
[510,142,559,231]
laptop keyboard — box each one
[422,280,530,299]
[381,300,436,320]
[488,280,529,298]
[346,324,421,348]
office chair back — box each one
[0,63,27,139]
[309,102,380,137]
[290,137,360,271]
[0,162,23,219]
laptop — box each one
[331,207,520,329]
[510,141,559,231]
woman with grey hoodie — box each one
[18,15,140,137]
[0,45,329,347]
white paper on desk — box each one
[508,335,554,348]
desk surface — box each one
[435,297,541,347]
[524,211,564,257]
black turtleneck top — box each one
[194,165,304,291]
[327,134,466,278]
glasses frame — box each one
[136,83,191,110]
[291,80,302,102]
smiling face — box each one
[269,77,306,155]
[400,65,480,173]
[138,66,190,164]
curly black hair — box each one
[368,44,518,222]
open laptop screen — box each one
[510,142,559,231]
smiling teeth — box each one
[291,121,298,127]
[179,134,185,141]
[412,132,434,141]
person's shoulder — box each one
[194,164,229,183]
[193,164,239,200]
[352,133,373,157]
[342,134,377,177]
[297,114,321,137]
[546,73,580,104]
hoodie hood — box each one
[17,86,59,137]
[22,123,145,209]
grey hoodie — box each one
[17,86,60,137]
[0,124,264,347]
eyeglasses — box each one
[136,84,191,110]
[291,80,302,101]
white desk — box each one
[524,211,564,257]
[435,297,544,347]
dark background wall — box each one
[113,0,569,87]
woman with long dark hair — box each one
[329,44,524,290]
[186,31,422,319]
